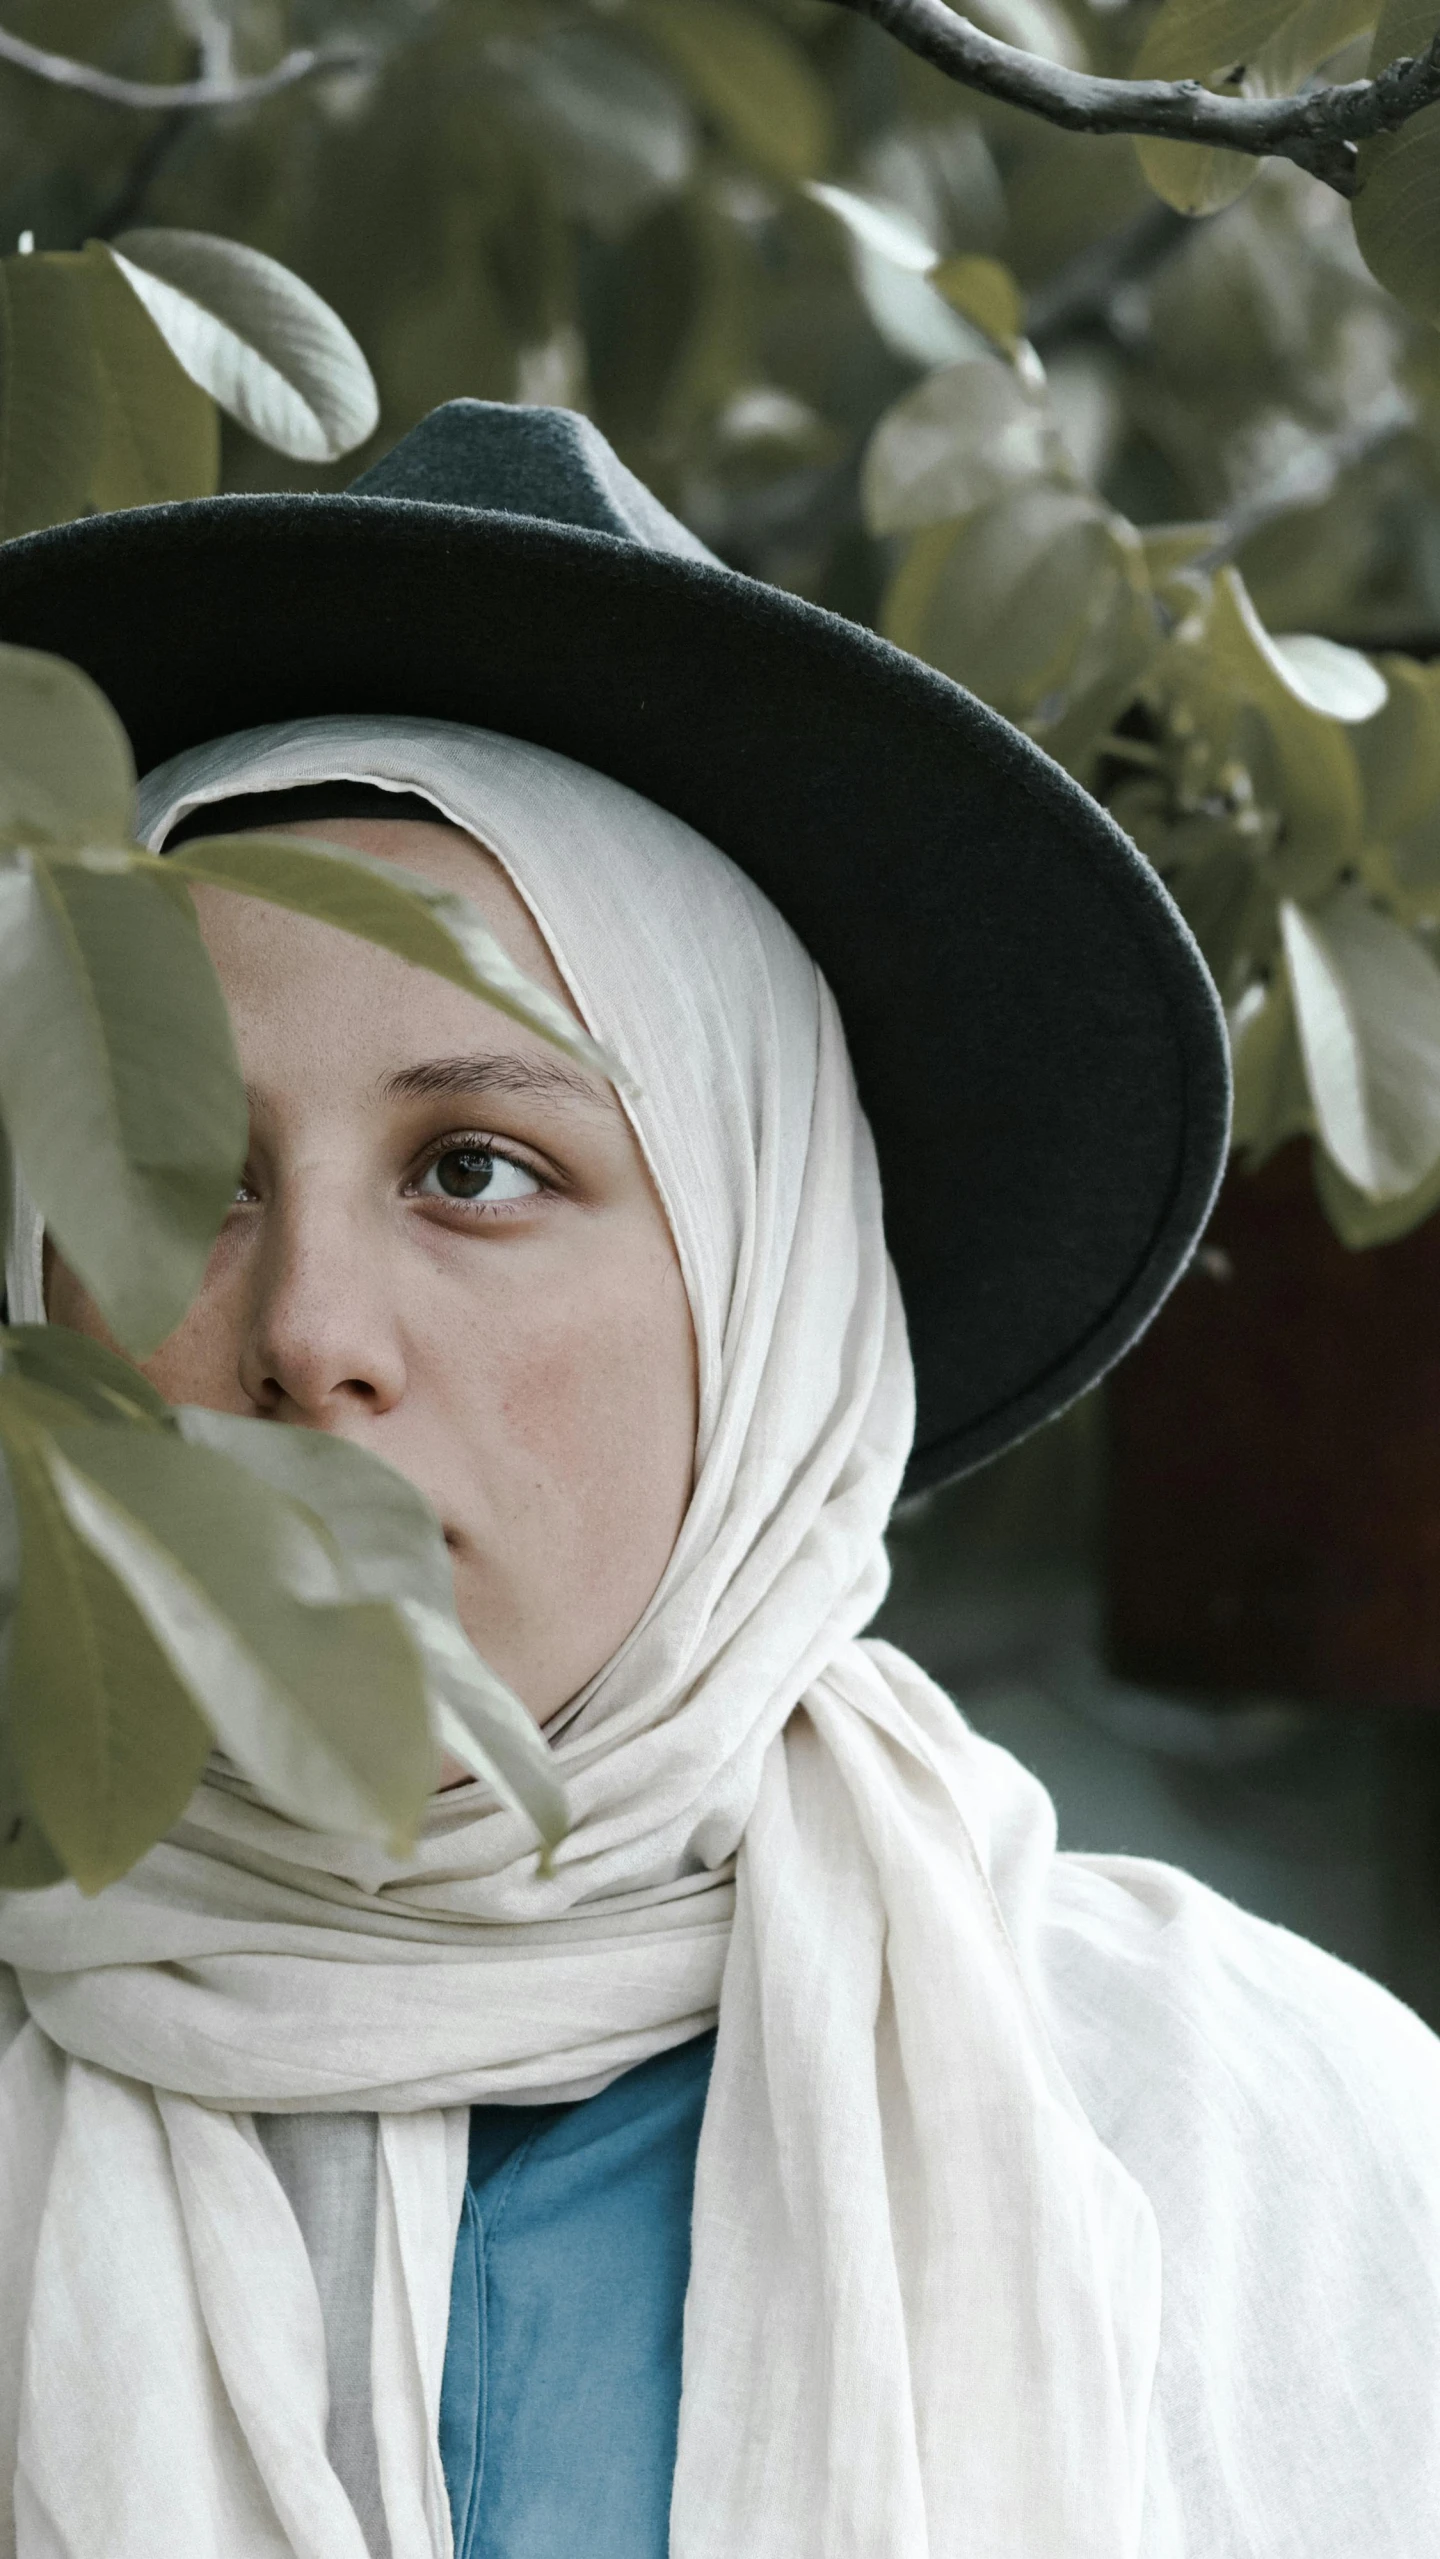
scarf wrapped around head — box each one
[0,717,1163,2559]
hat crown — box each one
[349,399,719,566]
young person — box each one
[0,407,1436,2559]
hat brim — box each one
[0,494,1229,1494]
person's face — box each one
[46,818,699,1737]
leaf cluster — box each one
[0,217,378,536]
[0,637,582,1895]
[860,255,1440,1247]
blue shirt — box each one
[439,2031,716,2559]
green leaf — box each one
[0,1323,171,1429]
[805,181,938,273]
[930,255,1026,353]
[79,240,219,513]
[1229,974,1314,1161]
[862,356,1062,535]
[1251,0,1378,91]
[970,0,1088,66]
[0,1694,66,1895]
[0,243,221,536]
[164,832,627,1093]
[41,1423,436,1852]
[0,1346,567,1890]
[803,185,989,368]
[1135,0,1322,79]
[176,1409,568,1853]
[1355,5,1440,319]
[1266,633,1388,722]
[1143,526,1223,581]
[1166,570,1367,887]
[0,852,247,1356]
[882,482,1151,729]
[1356,121,1440,322]
[495,30,696,240]
[629,0,833,180]
[1367,815,1440,920]
[1280,886,1440,1197]
[0,1381,212,1893]
[107,231,379,464]
[0,251,100,539]
[1313,1135,1440,1244]
[0,642,135,846]
[1132,0,1317,215]
[1367,0,1440,68]
[1354,657,1440,843]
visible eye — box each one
[414,1144,542,1205]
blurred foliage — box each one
[7,0,1440,1239]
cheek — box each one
[449,1236,696,1576]
[507,1249,693,1505]
[139,1256,252,1411]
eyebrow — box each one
[374,1050,608,1110]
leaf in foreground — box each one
[175,1407,568,1853]
[163,831,630,1091]
[1280,888,1440,1200]
[0,640,134,846]
[0,850,247,1355]
[0,1379,212,1892]
[41,1424,436,1857]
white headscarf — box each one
[7,717,1435,2559]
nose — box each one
[238,1181,407,1425]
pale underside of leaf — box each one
[1267,633,1388,722]
[106,230,378,463]
[1280,890,1440,1197]
[805,181,938,273]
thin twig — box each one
[90,110,196,238]
[0,24,369,112]
[1194,411,1411,573]
[826,0,1440,198]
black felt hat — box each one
[0,399,1229,1493]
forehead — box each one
[186,813,584,1045]
[266,814,579,1013]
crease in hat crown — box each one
[349,399,722,565]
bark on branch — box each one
[0,25,369,113]
[826,0,1440,197]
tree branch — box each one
[0,24,370,113]
[826,0,1440,198]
